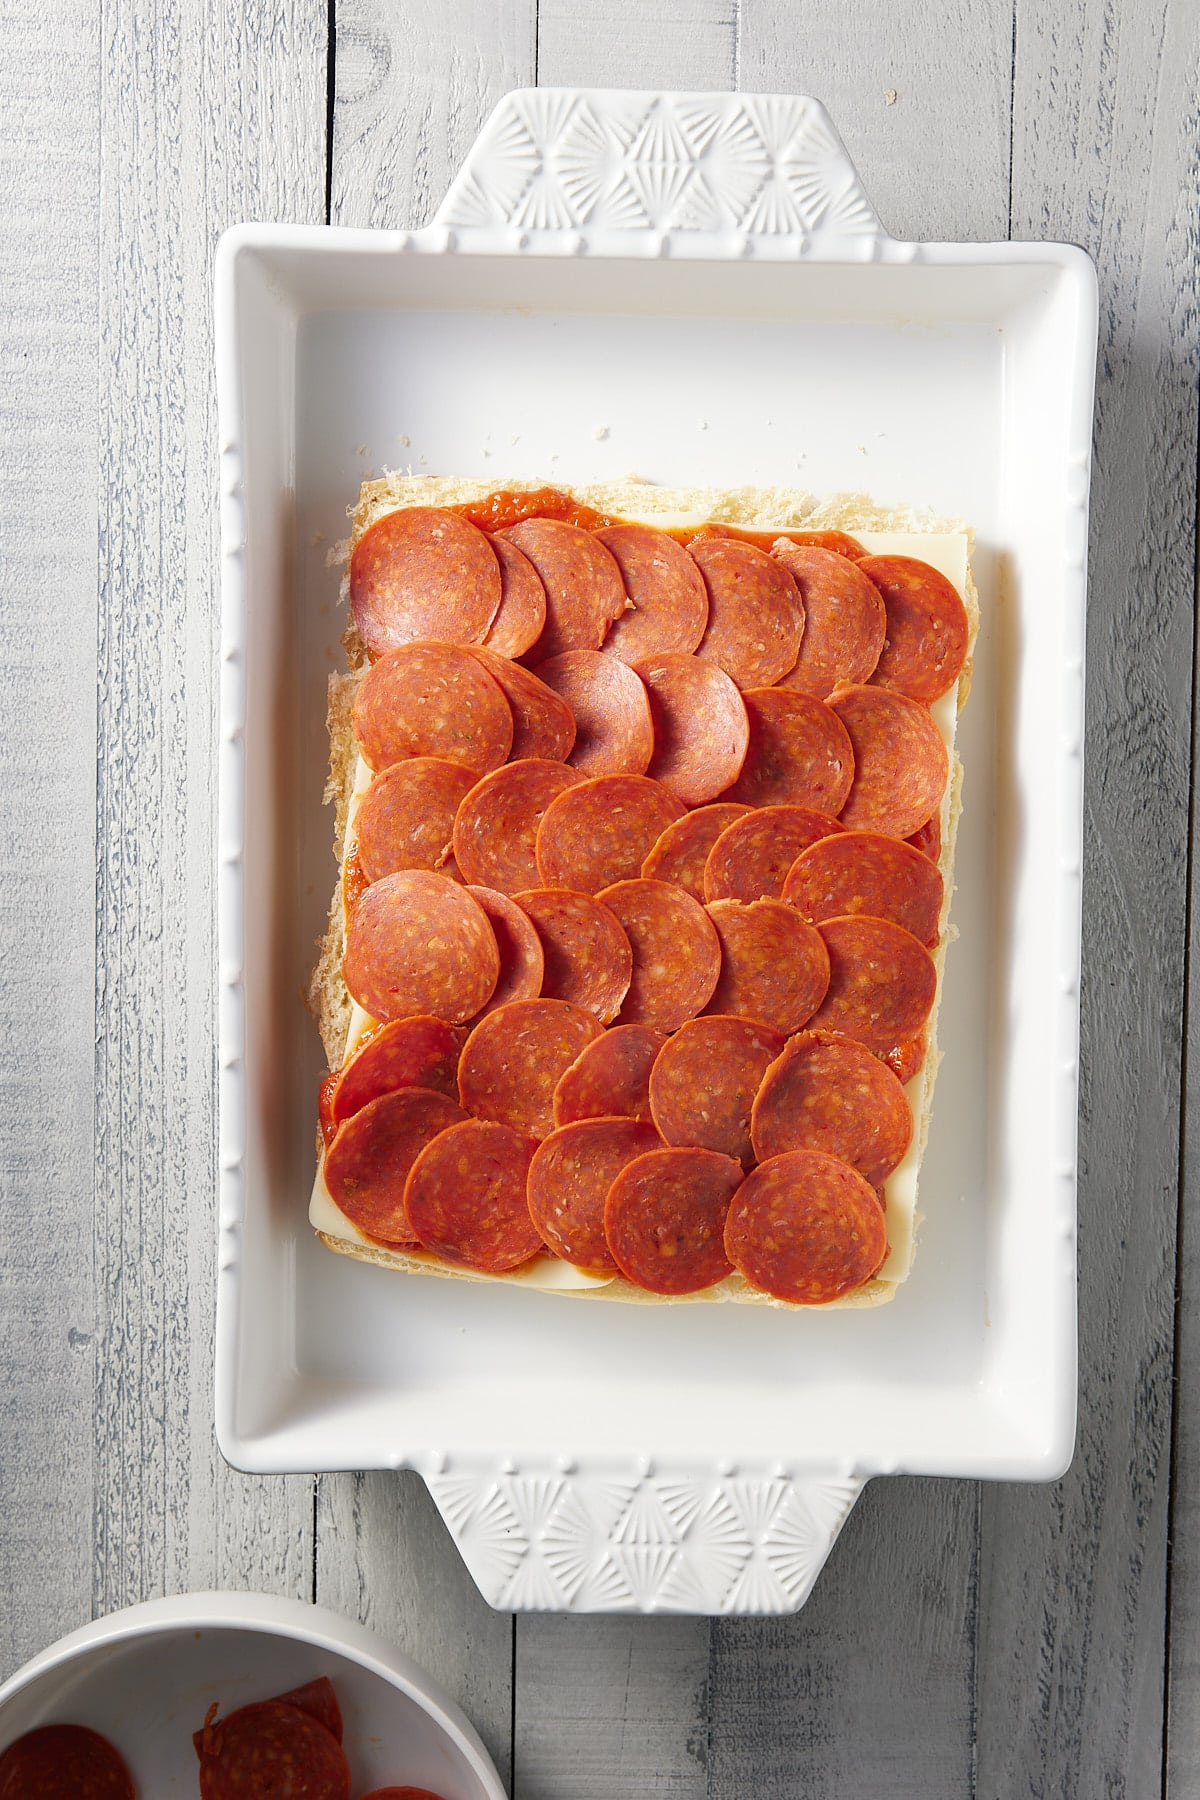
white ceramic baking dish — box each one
[215,89,1096,1614]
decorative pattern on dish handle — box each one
[425,1462,864,1615]
[435,88,887,250]
[425,85,882,1616]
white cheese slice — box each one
[312,524,969,1298]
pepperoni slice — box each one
[808,915,937,1053]
[350,509,501,656]
[724,1149,888,1303]
[884,1035,927,1085]
[703,805,843,903]
[466,648,576,761]
[641,802,752,900]
[649,1015,785,1167]
[0,1726,134,1800]
[343,871,499,1024]
[704,899,830,1035]
[331,1016,463,1123]
[536,774,685,894]
[782,830,943,946]
[274,1679,343,1742]
[465,886,545,1016]
[690,538,804,687]
[354,758,476,883]
[859,555,970,701]
[533,650,654,776]
[907,812,942,863]
[514,888,632,1024]
[750,1031,912,1185]
[458,998,602,1139]
[195,1699,350,1800]
[352,642,513,775]
[605,1146,743,1294]
[452,759,583,893]
[722,688,854,813]
[318,1069,339,1146]
[404,1119,542,1272]
[593,523,710,661]
[324,1086,469,1245]
[633,653,750,804]
[771,543,887,696]
[828,684,948,838]
[552,1023,666,1126]
[687,523,866,560]
[527,1117,663,1273]
[499,518,627,660]
[482,534,548,657]
[598,878,722,1031]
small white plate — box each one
[0,1592,506,1796]
[215,89,1097,1614]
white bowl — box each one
[0,1592,507,1798]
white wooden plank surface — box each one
[0,0,101,1675]
[982,5,1200,1797]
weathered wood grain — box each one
[331,0,535,228]
[982,3,1200,1797]
[90,0,327,1613]
[0,0,101,1676]
[536,0,738,90]
[740,0,1013,242]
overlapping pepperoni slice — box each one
[354,758,475,883]
[552,1023,665,1126]
[499,518,627,659]
[703,899,830,1035]
[194,1698,351,1800]
[858,555,970,701]
[324,1086,469,1245]
[527,1117,663,1273]
[482,534,548,658]
[0,1726,134,1800]
[534,650,654,776]
[465,886,545,1017]
[352,642,513,775]
[453,759,583,893]
[514,887,632,1023]
[724,1149,888,1303]
[599,878,722,1031]
[703,805,843,903]
[649,1016,785,1168]
[458,997,602,1139]
[605,1146,743,1295]
[782,829,943,945]
[466,647,576,762]
[690,538,804,688]
[771,543,886,696]
[343,871,500,1024]
[633,653,750,804]
[350,508,501,655]
[536,774,685,894]
[331,1016,463,1123]
[594,523,710,661]
[641,801,752,899]
[907,812,942,864]
[405,1119,542,1272]
[273,1679,343,1742]
[723,688,854,813]
[829,684,947,839]
[750,1031,912,1186]
[807,915,936,1054]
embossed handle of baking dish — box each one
[425,87,878,1615]
[435,88,886,254]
